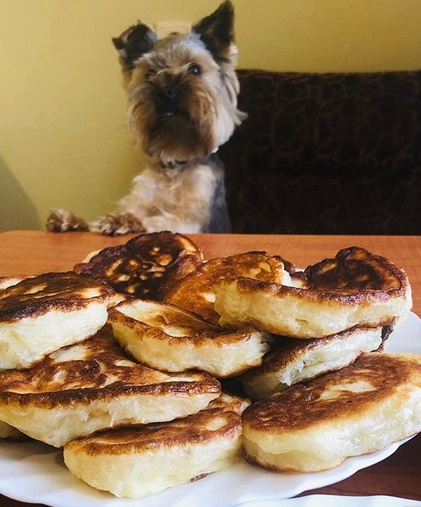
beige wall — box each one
[1,0,421,231]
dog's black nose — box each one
[163,86,177,99]
[155,85,184,116]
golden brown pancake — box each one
[214,247,412,338]
[242,323,393,400]
[0,271,115,370]
[74,231,203,300]
[0,326,220,447]
[108,299,271,378]
[305,246,410,290]
[242,353,421,472]
[164,251,297,324]
[63,392,249,498]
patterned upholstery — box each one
[219,69,421,234]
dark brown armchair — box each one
[219,69,421,234]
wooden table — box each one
[0,230,420,506]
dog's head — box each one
[112,1,246,165]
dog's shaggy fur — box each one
[47,1,245,236]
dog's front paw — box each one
[95,212,146,236]
[46,208,89,232]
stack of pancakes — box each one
[0,231,420,498]
[210,246,419,472]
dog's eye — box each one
[187,63,202,76]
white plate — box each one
[239,494,421,507]
[0,312,420,507]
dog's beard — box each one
[129,84,217,162]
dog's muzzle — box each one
[155,86,188,118]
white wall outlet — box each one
[155,21,192,38]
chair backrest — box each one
[219,69,421,234]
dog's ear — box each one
[192,1,235,62]
[112,23,157,70]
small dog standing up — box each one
[47,1,246,236]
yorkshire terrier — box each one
[47,1,245,235]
